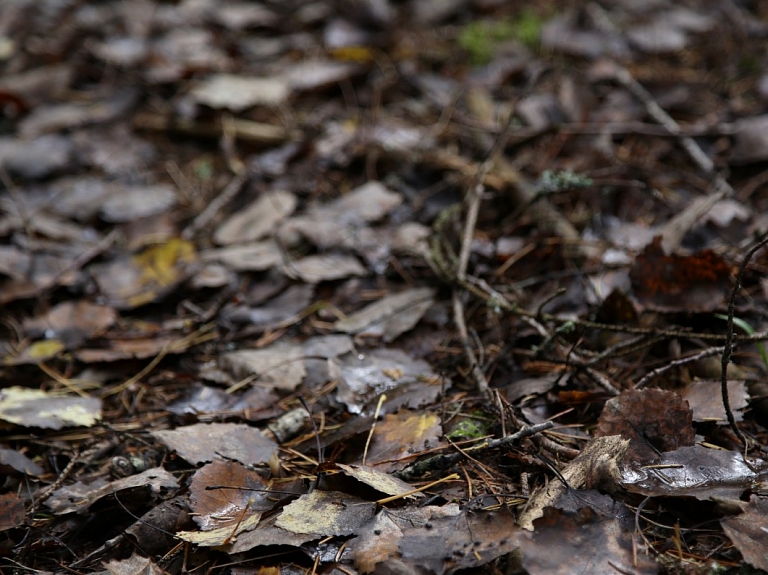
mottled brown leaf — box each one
[596,389,695,462]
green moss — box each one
[446,412,492,441]
[458,10,543,66]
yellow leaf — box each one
[26,339,65,360]
[132,238,196,289]
[329,46,374,63]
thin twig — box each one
[612,64,722,180]
[457,105,518,282]
[452,291,489,395]
[450,105,521,394]
[721,233,768,444]
[635,346,724,390]
[393,421,553,481]
[463,272,768,342]
[182,171,248,240]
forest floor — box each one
[2,1,768,574]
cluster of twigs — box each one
[430,60,768,449]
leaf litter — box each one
[2,0,768,573]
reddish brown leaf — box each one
[629,237,731,312]
[0,493,24,531]
[188,460,272,531]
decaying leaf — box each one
[333,287,436,341]
[629,237,731,313]
[275,490,376,536]
[45,467,178,514]
[285,253,367,282]
[0,386,101,429]
[200,240,282,272]
[223,283,314,328]
[334,463,422,499]
[620,445,767,500]
[680,380,748,423]
[188,460,273,532]
[518,436,629,530]
[282,60,363,92]
[105,554,164,575]
[332,349,441,415]
[361,410,443,473]
[220,345,306,391]
[349,508,403,573]
[721,496,768,571]
[100,184,176,223]
[0,447,43,476]
[3,339,66,365]
[226,512,320,554]
[595,389,695,462]
[23,300,117,349]
[522,507,657,575]
[151,423,277,466]
[397,506,522,574]
[215,190,297,245]
[731,115,768,164]
[92,237,196,309]
[190,74,290,112]
[74,333,186,363]
[280,181,402,250]
[0,493,25,532]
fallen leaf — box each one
[275,490,376,536]
[282,60,363,92]
[23,300,117,349]
[332,349,439,415]
[100,184,176,223]
[519,436,629,530]
[680,380,748,423]
[397,507,522,575]
[92,237,197,309]
[629,237,731,313]
[151,423,277,466]
[333,287,436,341]
[0,386,101,429]
[522,507,657,575]
[595,389,695,462]
[105,553,164,575]
[4,339,66,364]
[362,410,443,473]
[190,74,289,112]
[46,467,178,514]
[731,115,768,164]
[0,447,43,476]
[621,445,766,501]
[0,134,74,179]
[286,253,367,282]
[227,512,320,554]
[280,181,402,250]
[220,345,306,391]
[215,190,297,245]
[0,493,24,532]
[200,240,282,272]
[335,463,422,499]
[188,460,273,532]
[721,496,768,571]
